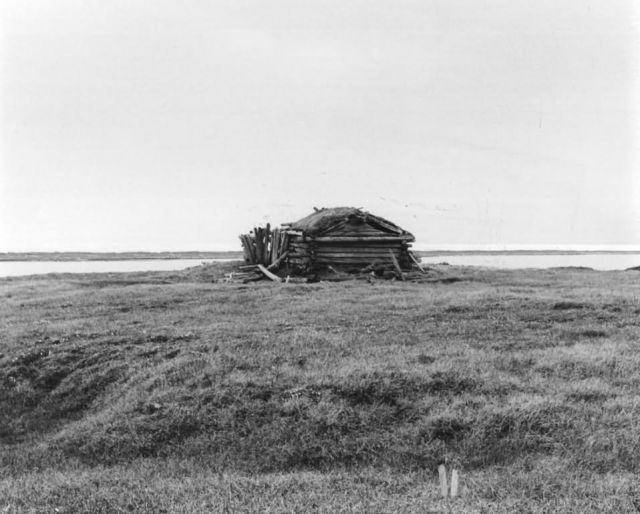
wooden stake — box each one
[438,465,448,498]
[450,469,459,497]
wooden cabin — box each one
[282,207,415,272]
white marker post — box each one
[438,465,448,498]
[450,469,459,497]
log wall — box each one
[286,236,412,270]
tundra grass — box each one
[1,264,640,512]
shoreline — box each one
[2,249,640,262]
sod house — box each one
[282,207,415,272]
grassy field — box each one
[1,262,640,513]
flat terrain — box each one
[1,263,640,513]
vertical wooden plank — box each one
[271,228,279,263]
[251,234,258,265]
[240,235,255,264]
[450,469,459,497]
[264,224,271,264]
[247,235,257,264]
[239,235,250,263]
[254,228,263,265]
[276,229,281,258]
[280,233,289,267]
[269,228,275,264]
[438,465,448,498]
[241,235,249,263]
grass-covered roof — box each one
[287,207,413,238]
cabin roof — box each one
[287,207,414,238]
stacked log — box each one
[315,240,406,266]
[285,237,412,265]
[238,224,288,268]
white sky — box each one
[1,0,639,251]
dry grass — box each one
[1,263,640,512]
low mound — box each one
[1,337,580,473]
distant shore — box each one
[1,249,639,262]
[415,249,640,257]
[0,251,243,262]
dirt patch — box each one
[421,416,471,443]
[552,301,589,310]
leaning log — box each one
[257,264,282,282]
[267,251,289,271]
[389,250,405,281]
[409,252,426,274]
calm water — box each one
[0,254,639,278]
[0,259,232,278]
[421,253,640,271]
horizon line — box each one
[2,244,640,254]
